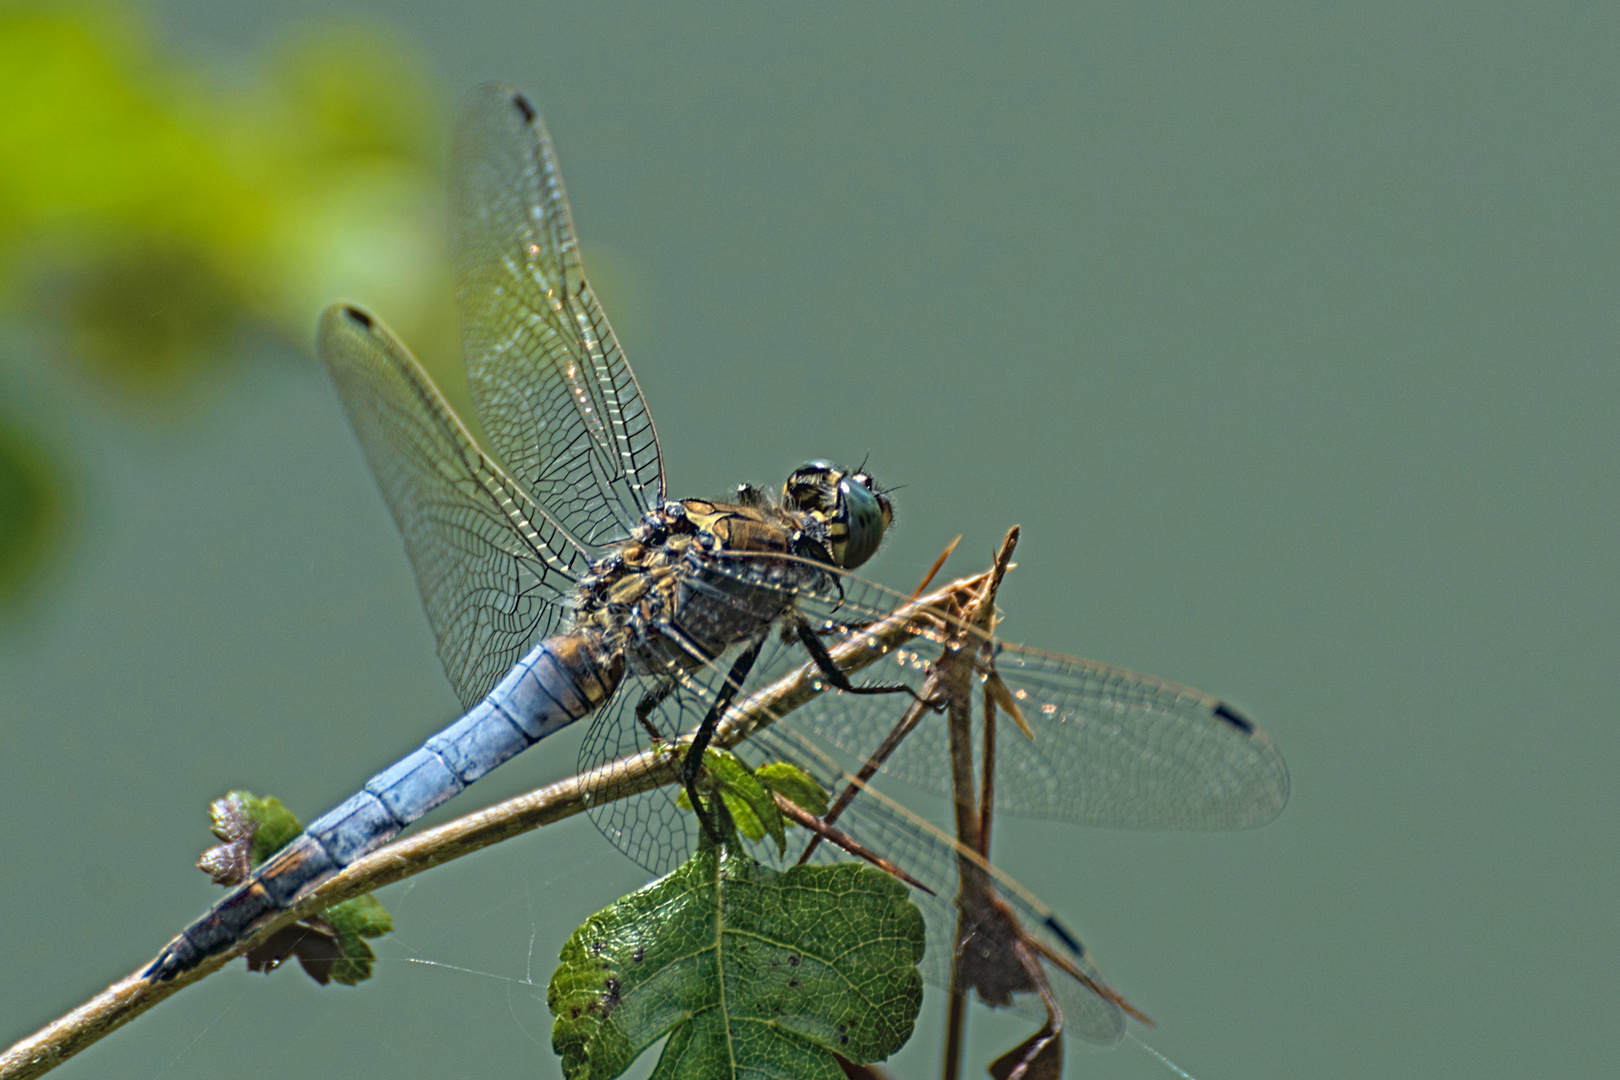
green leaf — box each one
[0,416,68,609]
[199,790,304,883]
[244,896,393,986]
[755,762,830,818]
[549,843,925,1080]
[197,789,395,985]
[321,894,395,985]
[227,791,306,867]
[704,749,786,855]
[673,748,789,855]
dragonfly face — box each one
[782,460,893,570]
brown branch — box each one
[772,793,934,895]
[796,683,940,865]
[0,566,994,1080]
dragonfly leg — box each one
[793,618,943,709]
[682,633,767,845]
[634,681,675,742]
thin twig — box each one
[940,980,969,1080]
[772,793,934,895]
[911,534,961,599]
[796,682,939,865]
[0,568,993,1080]
[944,528,1018,875]
[978,680,997,863]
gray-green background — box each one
[3,3,1615,1077]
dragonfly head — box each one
[783,461,893,570]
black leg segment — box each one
[793,619,941,709]
[682,634,767,845]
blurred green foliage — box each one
[0,3,457,607]
[0,413,66,605]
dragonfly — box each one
[142,84,1290,1042]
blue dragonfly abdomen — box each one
[299,628,622,864]
[144,629,622,979]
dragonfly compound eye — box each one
[835,475,889,569]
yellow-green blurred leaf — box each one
[49,241,240,391]
[0,10,265,257]
[0,5,453,391]
[0,414,67,606]
[0,4,457,596]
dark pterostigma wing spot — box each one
[1212,702,1255,733]
[342,306,373,329]
[1044,916,1084,956]
[512,92,536,123]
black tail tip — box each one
[143,941,196,982]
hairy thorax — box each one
[571,497,828,676]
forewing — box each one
[452,83,663,547]
[317,304,591,708]
[968,644,1289,827]
[705,555,1290,828]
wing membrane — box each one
[317,304,591,707]
[708,553,1291,828]
[452,83,663,547]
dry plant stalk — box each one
[940,527,1022,1080]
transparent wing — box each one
[720,554,1291,829]
[452,83,663,548]
[791,639,1291,829]
[576,663,710,877]
[317,304,593,708]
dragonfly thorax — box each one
[571,495,835,674]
